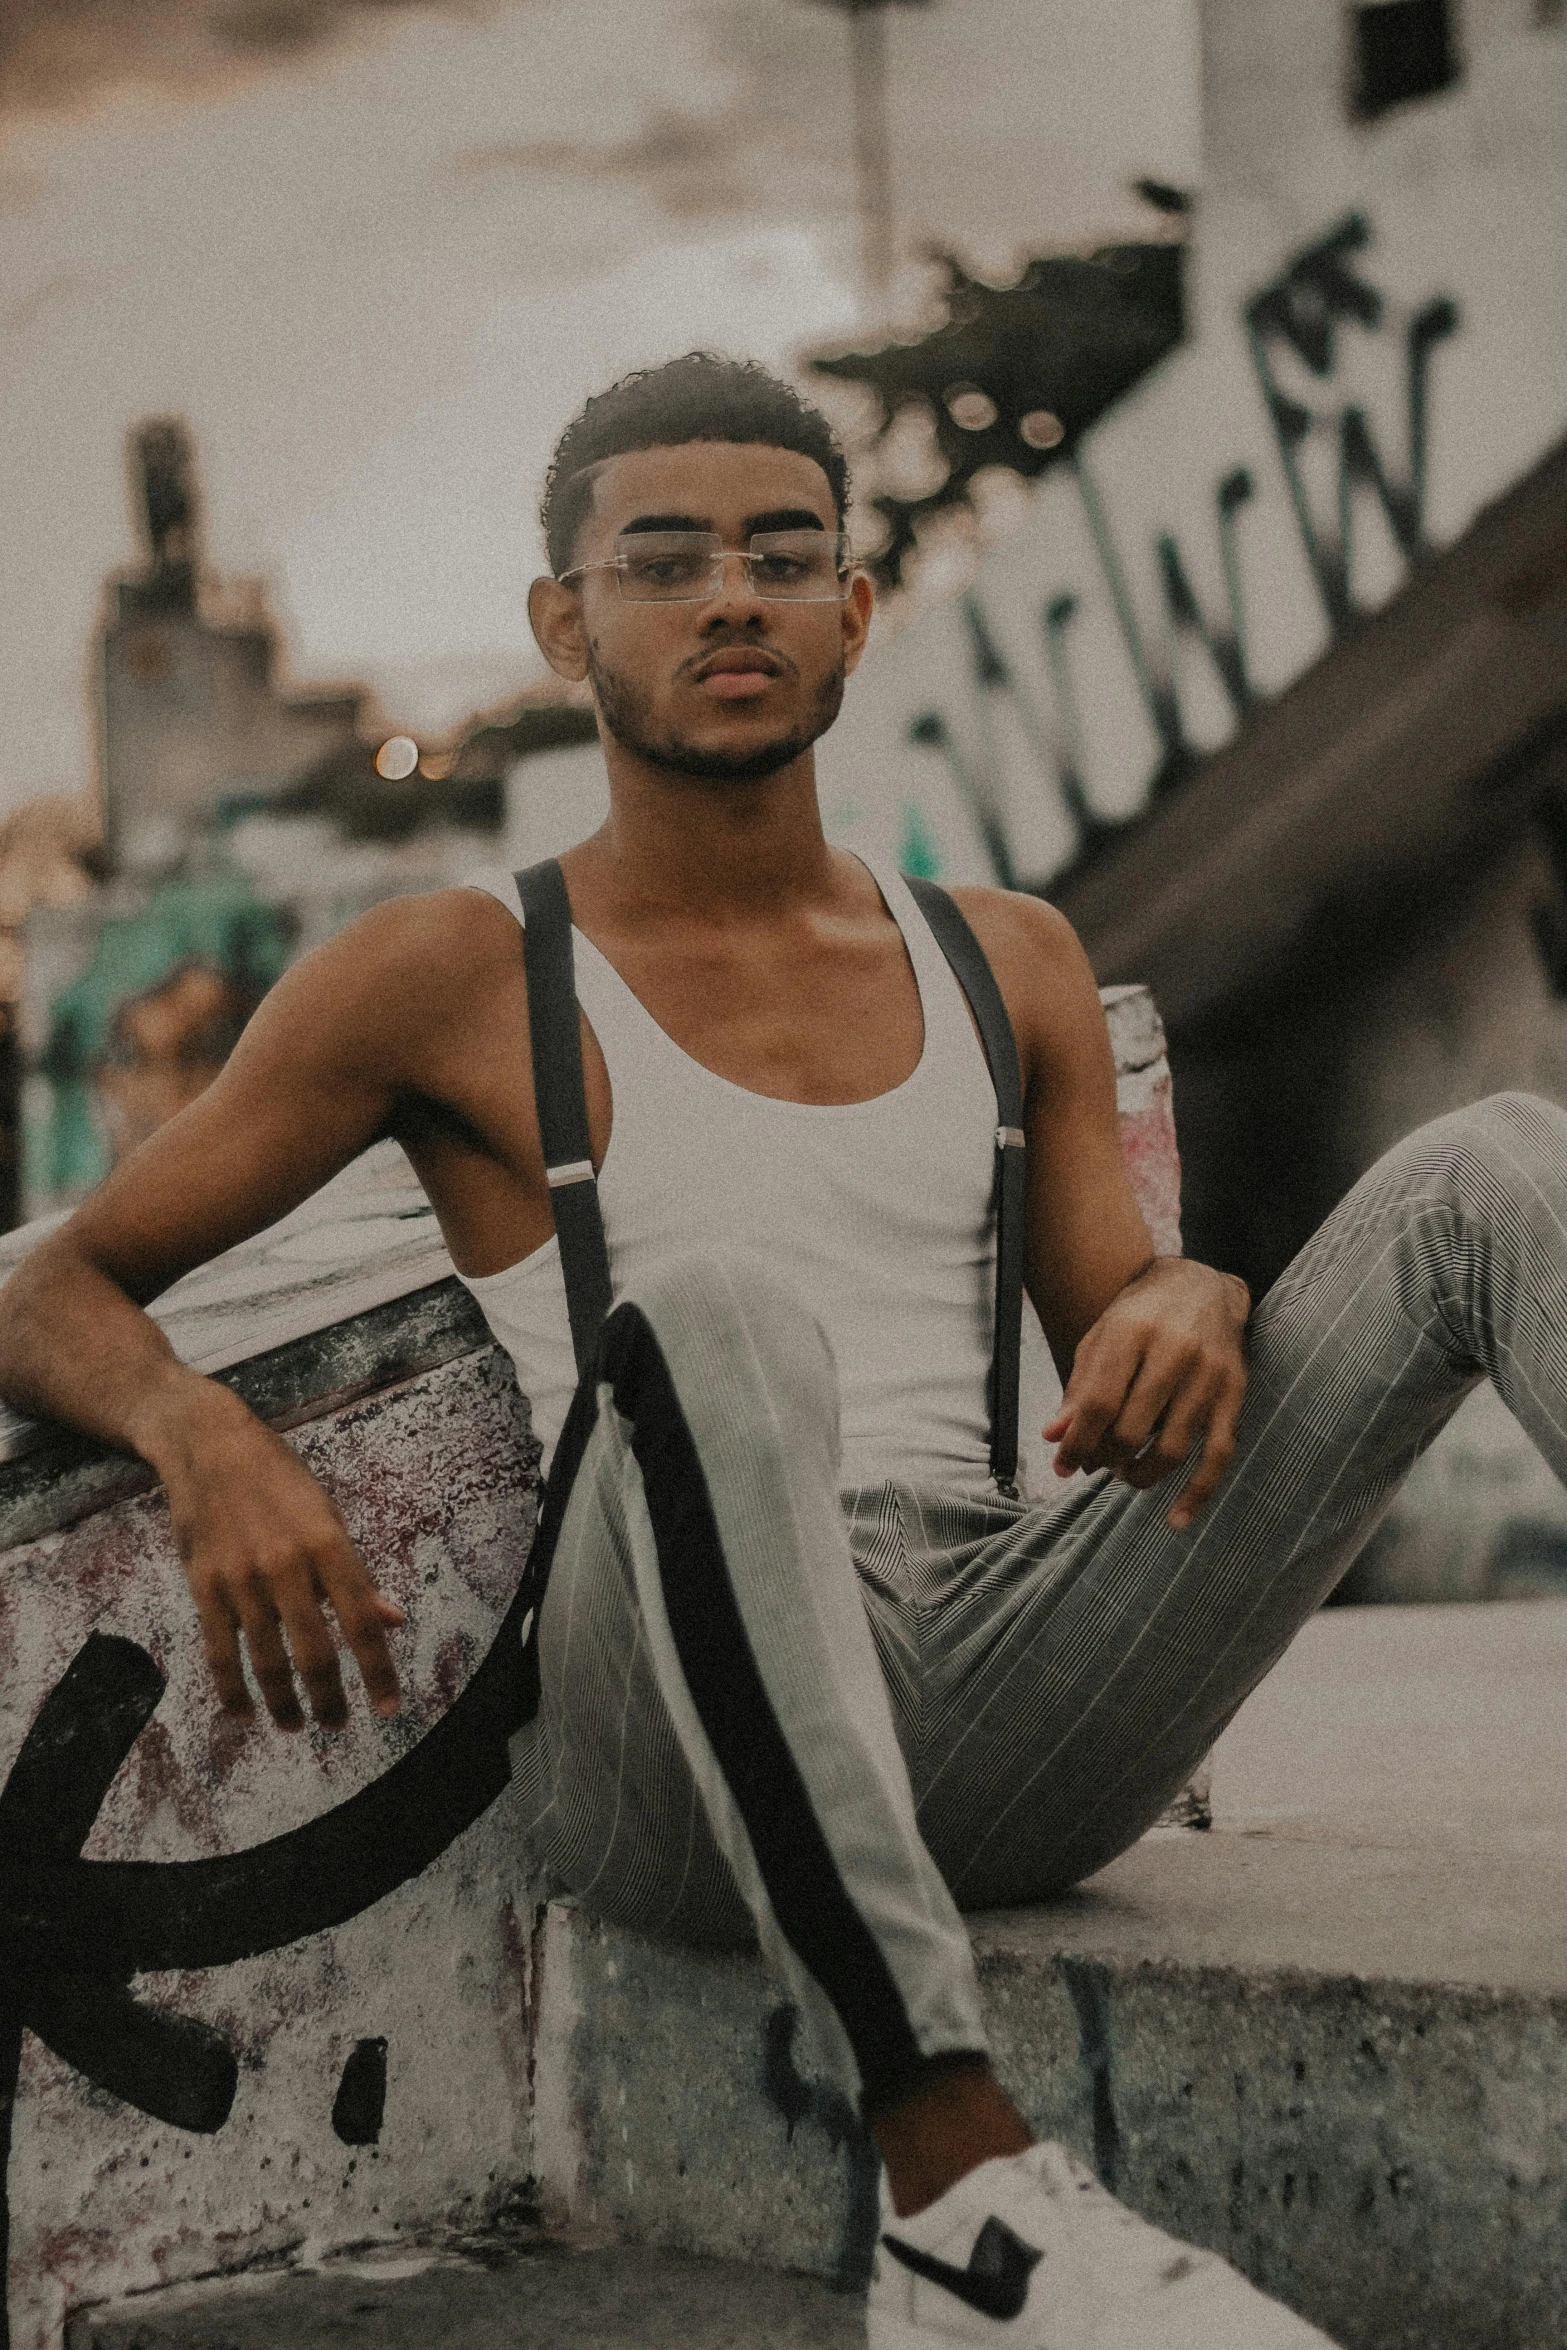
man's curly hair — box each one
[541,352,851,577]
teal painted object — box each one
[35,867,296,1205]
[44,1080,106,1199]
[43,871,294,1083]
[898,803,942,881]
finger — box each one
[1108,1362,1220,1489]
[231,1581,306,1732]
[1104,1345,1197,1461]
[1055,1406,1133,1476]
[1053,1331,1145,1473]
[1169,1386,1244,1529]
[271,1568,351,1731]
[1151,1367,1224,1478]
[191,1581,254,1722]
[317,1548,404,1719]
[1067,1392,1179,1483]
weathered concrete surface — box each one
[1101,983,1182,1260]
[0,1142,481,1546]
[0,1277,488,1550]
[531,1602,1567,2350]
[71,2242,861,2349]
[3,1350,540,2350]
[0,1145,452,1414]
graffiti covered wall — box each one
[506,3,1567,897]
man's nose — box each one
[698,550,768,619]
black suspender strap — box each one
[903,875,1026,1498]
[515,859,613,1380]
[513,857,1025,1498]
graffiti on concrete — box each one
[907,212,1461,884]
[0,1568,536,2349]
[1245,212,1460,633]
[761,2003,880,2294]
[330,2038,389,2147]
[1057,1956,1121,2194]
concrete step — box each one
[526,1601,1567,2350]
[42,1601,1567,2350]
[70,2241,861,2350]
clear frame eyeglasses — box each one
[559,528,854,604]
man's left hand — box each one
[1043,1258,1251,1529]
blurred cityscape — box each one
[16,409,597,1229]
[1,0,1565,1601]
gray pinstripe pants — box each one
[511,1093,1567,2106]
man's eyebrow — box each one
[617,512,710,537]
[744,508,828,536]
[613,508,830,539]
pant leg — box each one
[511,1244,986,2111]
[910,1092,1567,1908]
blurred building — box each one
[1043,2,1567,1600]
[15,420,595,1224]
[0,795,101,1229]
[100,420,366,876]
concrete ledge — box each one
[2,1348,541,2350]
[70,2242,860,2350]
[0,1277,488,1549]
[529,1602,1567,2350]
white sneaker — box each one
[866,2141,1342,2349]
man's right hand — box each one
[142,1375,405,1733]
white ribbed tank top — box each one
[457,853,1001,1491]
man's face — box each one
[529,440,873,785]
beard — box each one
[587,644,846,784]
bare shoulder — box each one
[943,883,1082,966]
[940,884,1111,1087]
[943,885,1099,1008]
[309,883,519,985]
[267,884,521,1025]
[232,885,528,1105]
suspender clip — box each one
[995,1125,1025,1151]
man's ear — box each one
[528,576,589,683]
[840,568,875,679]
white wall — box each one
[525,0,1565,895]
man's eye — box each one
[638,551,708,579]
[753,555,808,583]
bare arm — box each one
[0,890,531,1729]
[952,887,1249,1529]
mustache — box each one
[588,646,843,784]
[677,639,798,685]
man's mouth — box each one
[692,648,785,702]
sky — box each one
[0,0,1201,812]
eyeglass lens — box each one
[613,530,850,602]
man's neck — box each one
[565,741,843,928]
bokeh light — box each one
[375,735,419,781]
[1019,408,1066,449]
[946,384,999,432]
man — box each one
[3,354,1564,2350]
